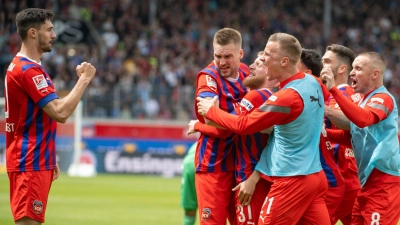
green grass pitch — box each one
[2,173,382,225]
[0,173,200,225]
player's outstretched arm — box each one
[43,62,96,123]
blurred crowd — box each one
[1,0,399,120]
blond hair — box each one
[268,33,301,64]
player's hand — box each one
[232,179,256,206]
[76,62,96,82]
[187,120,199,135]
[320,67,335,90]
[196,96,218,116]
[53,163,60,181]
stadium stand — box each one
[1,0,399,120]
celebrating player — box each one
[321,44,360,225]
[322,52,400,224]
[194,27,248,224]
[189,51,276,224]
[5,8,96,225]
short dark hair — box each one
[300,49,323,77]
[16,8,54,41]
[213,28,242,48]
[326,44,355,73]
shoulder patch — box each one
[240,98,254,111]
[32,75,48,90]
[205,75,217,88]
[269,95,278,102]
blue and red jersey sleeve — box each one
[21,65,58,108]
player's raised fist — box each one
[76,62,96,81]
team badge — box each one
[202,208,211,221]
[32,75,48,90]
[206,75,217,88]
[32,200,43,214]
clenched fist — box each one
[76,62,96,81]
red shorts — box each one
[332,188,359,225]
[352,170,400,225]
[325,183,345,224]
[8,170,54,223]
[195,171,236,224]
[235,178,271,225]
[258,170,330,225]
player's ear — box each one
[281,57,289,66]
[239,49,244,60]
[372,69,380,80]
[338,65,347,74]
[28,28,37,38]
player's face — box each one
[37,20,56,53]
[244,55,267,89]
[349,55,373,95]
[213,42,243,79]
[262,41,283,81]
[321,51,339,77]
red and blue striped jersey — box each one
[194,61,249,172]
[325,84,361,190]
[235,89,272,183]
[319,131,344,187]
[5,53,58,172]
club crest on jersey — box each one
[206,75,217,88]
[240,98,254,111]
[32,200,43,214]
[32,75,48,90]
[202,208,211,221]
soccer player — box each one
[322,52,400,224]
[197,33,330,224]
[321,44,361,225]
[297,48,345,224]
[5,8,96,225]
[194,27,248,224]
[180,142,198,225]
[189,51,276,225]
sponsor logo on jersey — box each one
[32,200,43,214]
[371,97,384,104]
[269,95,277,102]
[202,208,211,221]
[351,93,362,103]
[240,98,254,111]
[345,148,354,157]
[32,75,49,90]
[206,75,217,88]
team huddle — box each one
[4,7,400,225]
[186,28,400,225]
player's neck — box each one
[334,74,348,86]
[278,67,299,82]
[19,43,42,62]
